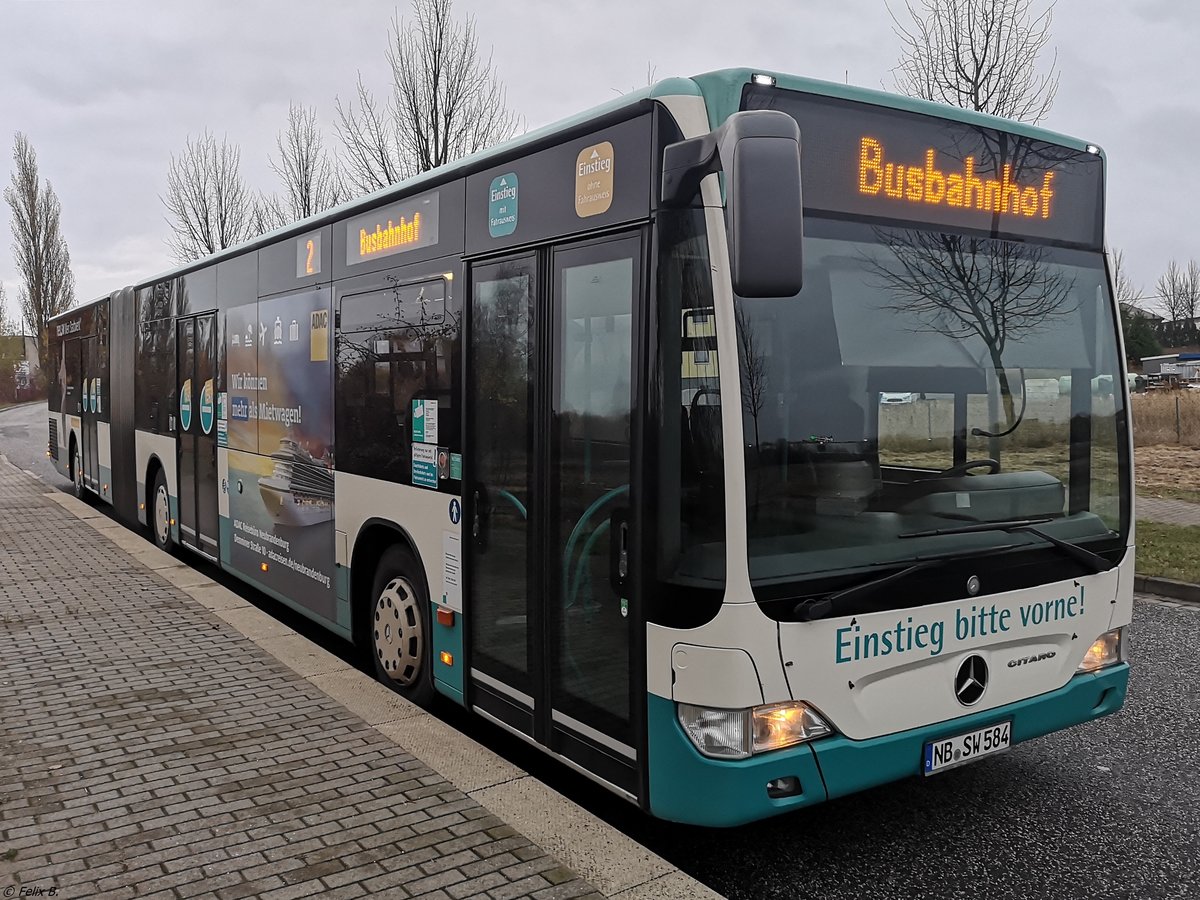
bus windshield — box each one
[736,217,1128,586]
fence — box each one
[1131,391,1200,446]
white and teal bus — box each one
[48,68,1131,827]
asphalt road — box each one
[3,401,1197,899]
[0,401,71,491]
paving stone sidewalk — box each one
[0,461,602,900]
[1137,496,1200,527]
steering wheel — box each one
[939,458,1000,477]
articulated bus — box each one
[47,69,1131,827]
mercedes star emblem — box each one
[955,655,988,706]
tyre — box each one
[71,441,84,499]
[365,545,434,706]
[150,468,173,552]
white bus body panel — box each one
[97,420,112,503]
[648,553,1132,741]
[335,471,462,613]
[780,560,1130,740]
[135,429,177,528]
[648,601,791,708]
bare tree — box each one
[735,304,767,453]
[4,133,75,367]
[1155,259,1200,346]
[613,62,659,96]
[0,282,17,402]
[251,192,286,235]
[891,0,1060,124]
[162,130,256,263]
[335,0,522,195]
[1156,260,1200,323]
[1110,251,1161,360]
[1110,248,1138,309]
[868,229,1075,424]
[0,282,12,334]
[266,103,345,225]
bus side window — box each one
[335,277,461,486]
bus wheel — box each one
[150,469,172,552]
[71,443,84,499]
[368,545,434,706]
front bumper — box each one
[647,663,1129,827]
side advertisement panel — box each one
[222,290,337,622]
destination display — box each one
[345,192,440,266]
[742,83,1104,248]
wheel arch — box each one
[349,518,431,645]
[144,453,168,498]
[143,453,173,544]
[142,453,171,511]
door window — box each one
[468,258,535,694]
[551,238,639,743]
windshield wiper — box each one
[898,518,1114,574]
[793,544,1021,622]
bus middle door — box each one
[176,313,220,558]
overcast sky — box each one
[0,0,1195,324]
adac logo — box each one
[199,379,215,435]
[180,379,193,431]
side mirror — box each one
[661,110,803,298]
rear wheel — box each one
[71,441,84,499]
[150,468,172,551]
[366,545,434,705]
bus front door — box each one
[176,314,219,558]
[468,232,643,799]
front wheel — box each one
[366,545,434,706]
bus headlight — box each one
[1077,627,1125,673]
[677,701,832,760]
[752,701,832,753]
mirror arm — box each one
[661,132,722,207]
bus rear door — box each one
[176,314,220,558]
[81,335,100,492]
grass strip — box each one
[1135,520,1200,584]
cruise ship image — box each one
[258,438,334,527]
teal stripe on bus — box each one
[432,606,465,704]
[647,693,828,827]
[813,663,1129,800]
[647,663,1128,827]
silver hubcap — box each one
[154,483,170,546]
[74,453,82,493]
[373,576,423,686]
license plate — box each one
[923,721,1011,775]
